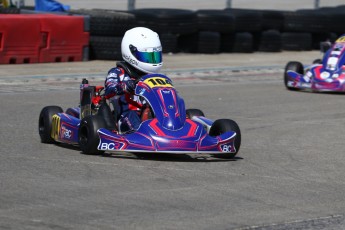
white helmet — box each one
[121,27,163,74]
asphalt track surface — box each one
[1,51,345,230]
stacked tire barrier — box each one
[71,9,136,60]
[0,13,89,64]
[69,5,344,60]
[1,5,345,62]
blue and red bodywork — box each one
[286,35,345,92]
[97,117,236,153]
[51,108,80,144]
[98,74,237,154]
[49,74,238,154]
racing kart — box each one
[38,72,241,158]
[284,34,345,92]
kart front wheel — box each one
[284,61,304,91]
[313,59,322,64]
[38,106,63,143]
[209,119,241,158]
[78,115,106,155]
[186,108,205,119]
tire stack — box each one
[221,8,285,53]
[70,9,136,60]
[311,6,345,49]
[282,11,321,50]
[320,5,345,35]
[221,32,253,53]
[258,30,281,52]
[222,8,262,53]
[131,8,198,54]
[224,8,287,53]
[256,10,285,52]
[7,4,338,60]
[184,9,235,54]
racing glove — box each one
[123,80,136,94]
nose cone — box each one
[162,111,185,130]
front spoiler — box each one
[96,127,237,154]
[287,70,345,92]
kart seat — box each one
[141,105,153,122]
[97,102,117,131]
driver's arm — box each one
[104,68,126,98]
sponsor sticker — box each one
[99,142,125,150]
[61,125,72,139]
[123,54,139,66]
[320,71,330,79]
[220,143,234,153]
[51,115,61,140]
[300,83,311,88]
[332,74,339,79]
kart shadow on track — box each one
[313,91,345,95]
[287,88,345,95]
[100,151,243,162]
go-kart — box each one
[284,34,345,92]
[39,72,241,158]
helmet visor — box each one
[130,45,162,64]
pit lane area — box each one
[1,52,345,229]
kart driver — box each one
[104,27,163,133]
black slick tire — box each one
[284,61,304,90]
[209,119,241,158]
[78,115,106,155]
[38,106,63,144]
[186,109,205,119]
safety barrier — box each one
[0,14,41,64]
[39,14,89,62]
[0,14,89,64]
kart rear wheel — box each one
[79,115,106,155]
[38,106,63,144]
[186,109,205,119]
[209,119,241,158]
[284,61,304,91]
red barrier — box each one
[0,14,89,64]
[38,14,89,63]
[0,15,41,64]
